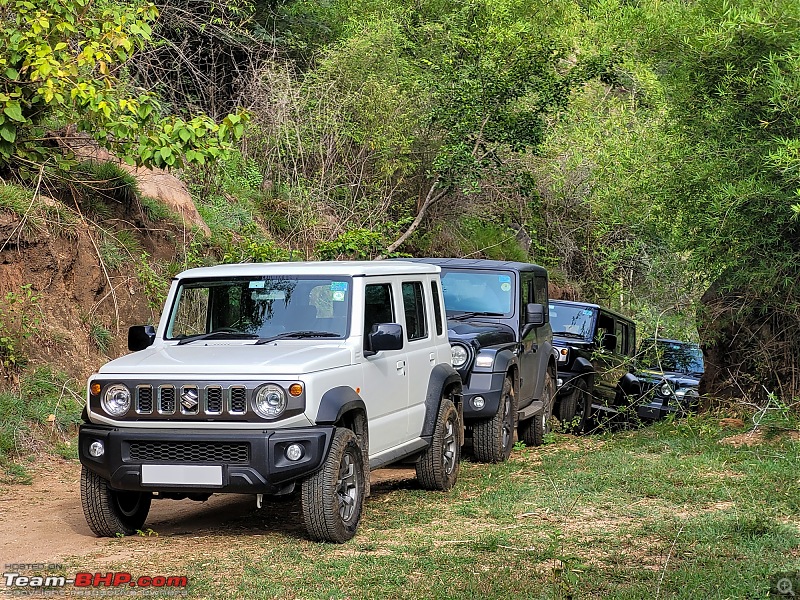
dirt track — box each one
[0,457,417,567]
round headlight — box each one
[254,384,287,419]
[659,382,673,396]
[451,344,469,367]
[102,384,131,416]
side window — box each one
[596,312,614,346]
[364,284,395,346]
[534,276,549,317]
[615,321,628,354]
[431,280,444,336]
[402,281,428,341]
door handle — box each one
[429,352,436,363]
[396,360,406,374]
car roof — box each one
[400,257,548,275]
[175,260,441,280]
[549,299,635,324]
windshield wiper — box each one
[176,331,259,346]
[254,331,340,345]
[552,331,586,339]
[449,311,505,321]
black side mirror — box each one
[128,325,156,351]
[525,303,545,326]
[365,323,403,357]
[601,333,617,351]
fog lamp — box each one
[285,443,304,461]
[472,396,486,410]
[89,441,105,458]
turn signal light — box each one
[288,383,303,397]
[90,383,101,396]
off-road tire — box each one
[519,366,556,447]
[472,376,517,463]
[558,378,591,434]
[80,466,151,537]
[301,427,365,543]
[416,398,461,490]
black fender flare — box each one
[617,372,641,400]
[315,386,367,425]
[421,364,463,439]
[491,349,519,390]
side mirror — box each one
[365,323,403,357]
[525,303,545,326]
[601,333,617,351]
[128,325,156,351]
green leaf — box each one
[3,101,25,122]
[0,124,16,143]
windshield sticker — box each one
[252,290,285,301]
[248,280,266,289]
[500,282,511,292]
[498,275,511,283]
[582,309,593,315]
[330,282,348,291]
[332,290,346,302]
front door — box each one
[360,280,409,453]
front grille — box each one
[129,441,249,463]
[206,386,223,414]
[159,386,176,414]
[230,386,247,414]
[136,386,153,414]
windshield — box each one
[639,341,704,375]
[440,270,514,316]
[165,276,351,341]
[549,303,595,339]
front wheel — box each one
[472,376,517,463]
[301,427,365,543]
[519,367,556,447]
[81,466,151,537]
[559,378,592,434]
[416,398,461,490]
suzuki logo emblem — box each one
[181,388,199,410]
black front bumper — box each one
[461,371,506,420]
[79,425,333,494]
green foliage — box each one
[0,284,41,375]
[88,322,112,354]
[0,0,247,179]
[0,367,82,483]
[315,228,386,260]
[135,252,169,310]
[0,182,80,237]
[222,237,295,263]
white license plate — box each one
[141,464,222,486]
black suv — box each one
[635,338,704,420]
[549,300,640,432]
[404,258,557,462]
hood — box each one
[96,342,352,377]
[553,334,593,349]
[636,368,701,388]
[447,320,516,348]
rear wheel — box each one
[473,376,516,463]
[416,398,461,490]
[81,466,151,537]
[558,378,591,434]
[302,427,365,543]
[519,366,556,447]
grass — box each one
[0,367,83,484]
[56,414,800,599]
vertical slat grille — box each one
[230,386,247,414]
[159,386,176,414]
[206,386,223,414]
[136,385,153,414]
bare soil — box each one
[0,457,418,568]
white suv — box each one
[79,261,463,543]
